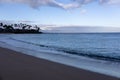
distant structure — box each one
[0,22,41,33]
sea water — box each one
[0,33,120,78]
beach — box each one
[0,47,119,80]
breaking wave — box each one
[10,36,120,62]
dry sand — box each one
[0,47,119,80]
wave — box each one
[9,37,120,62]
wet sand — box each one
[0,47,119,80]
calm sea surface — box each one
[1,33,120,78]
[3,33,120,62]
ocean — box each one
[0,33,120,78]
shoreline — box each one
[0,47,119,80]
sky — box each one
[0,0,120,28]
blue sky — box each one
[0,0,120,27]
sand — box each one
[0,47,119,80]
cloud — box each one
[0,0,120,9]
[18,20,35,23]
[80,9,87,14]
[100,0,120,4]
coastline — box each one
[0,47,119,80]
[0,34,120,79]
